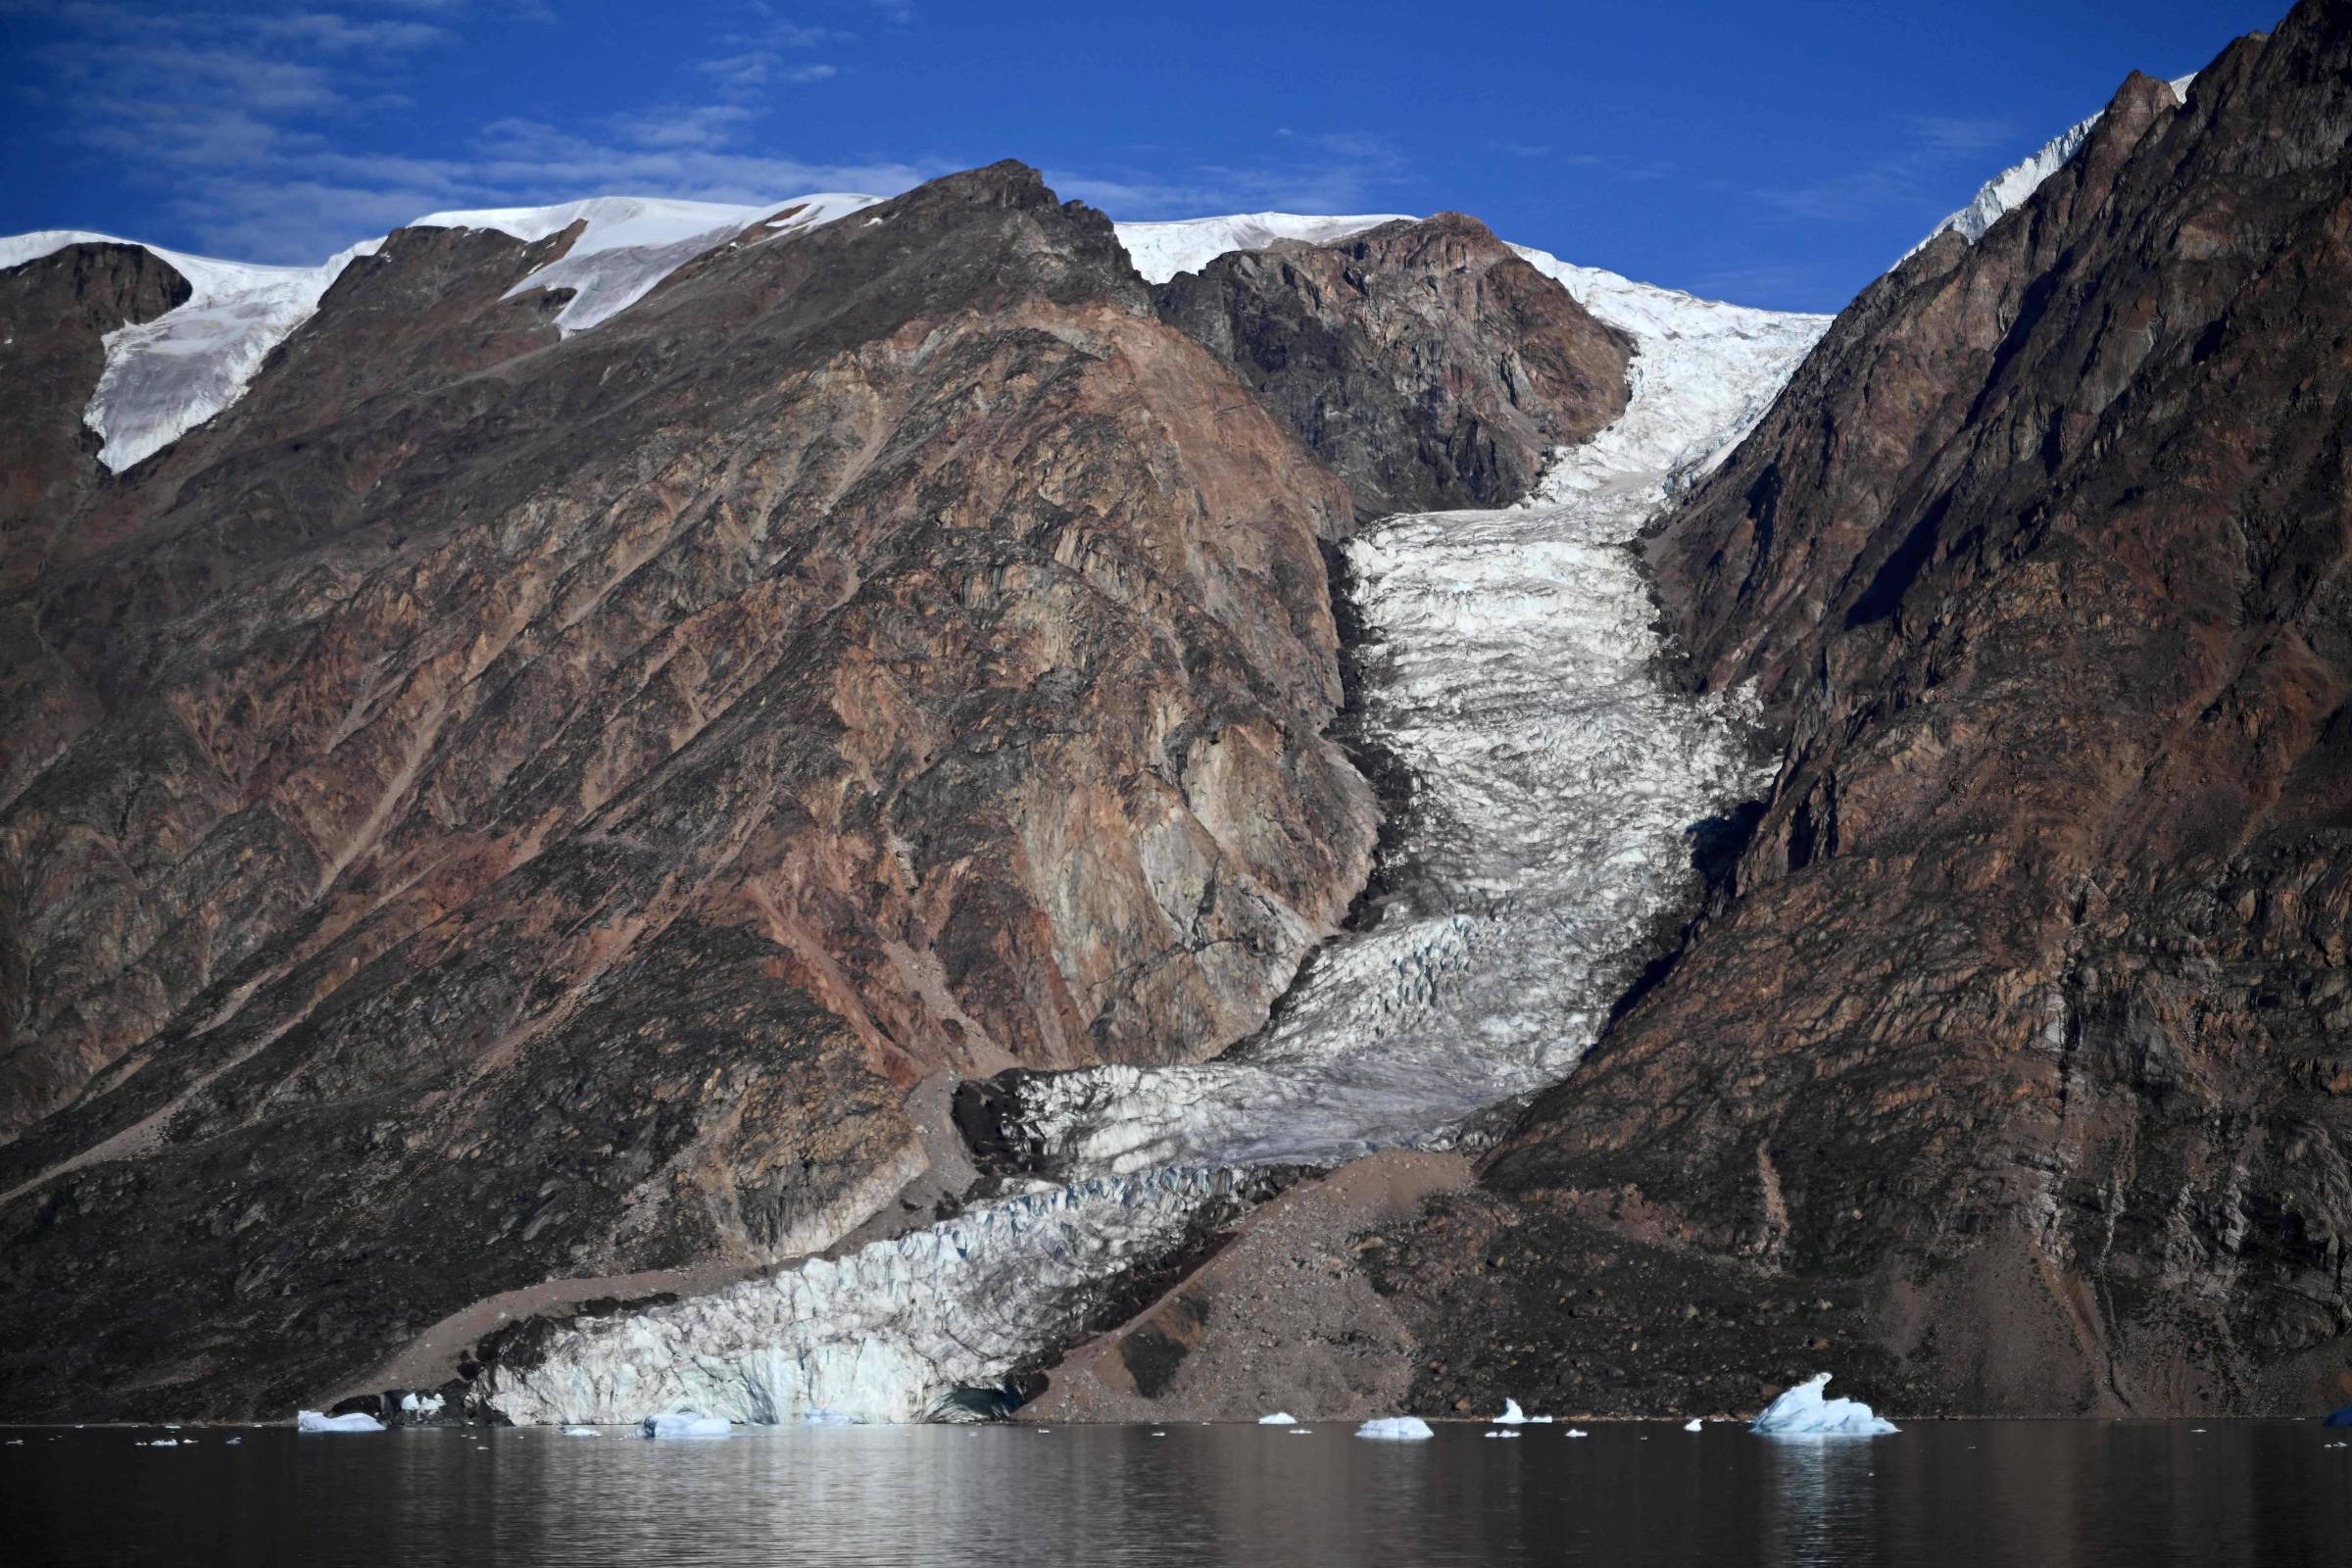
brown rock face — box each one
[0,243,190,594]
[1379,3,2352,1417]
[1154,214,1632,519]
[0,162,1376,1418]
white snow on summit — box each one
[1,229,379,472]
[1111,212,1408,283]
[2,192,880,473]
[1909,74,2197,257]
[411,191,880,333]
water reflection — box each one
[5,1421,2345,1567]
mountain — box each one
[0,159,1649,1419]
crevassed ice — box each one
[1907,74,2198,258]
[1000,261,1824,1181]
[476,234,1828,1427]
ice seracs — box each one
[1749,1374,1898,1438]
[296,1410,384,1433]
[1355,1416,1435,1441]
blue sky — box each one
[1,0,2277,312]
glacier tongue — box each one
[475,242,1827,1427]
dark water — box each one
[4,1420,2346,1566]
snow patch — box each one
[1750,1374,1898,1438]
[1111,212,1409,284]
[1909,74,2198,257]
[1355,1416,1435,1442]
[411,191,879,333]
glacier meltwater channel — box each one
[475,239,1829,1427]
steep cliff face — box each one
[0,162,1377,1419]
[1380,2,2352,1416]
[1155,213,1632,519]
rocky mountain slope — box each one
[1155,213,1632,518]
[1357,0,2352,1418]
[0,160,1636,1420]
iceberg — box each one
[1483,1431,1520,1440]
[295,1411,375,1433]
[640,1412,731,1441]
[802,1408,856,1426]
[399,1393,445,1416]
[1355,1416,1435,1442]
[1495,1398,1529,1425]
[562,1427,602,1437]
[1565,1428,1590,1438]
[1683,1418,1704,1432]
[1749,1375,1898,1438]
[296,1410,384,1433]
[1257,1412,1298,1426]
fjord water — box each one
[7,1422,2343,1566]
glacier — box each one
[1749,1375,1899,1438]
[469,222,1828,1428]
[1112,212,1409,284]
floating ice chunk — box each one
[1257,1412,1298,1426]
[561,1427,602,1437]
[138,1439,180,1446]
[224,1438,241,1446]
[296,1410,384,1433]
[802,1408,856,1426]
[1684,1418,1704,1432]
[640,1412,731,1440]
[1483,1430,1521,1440]
[1355,1416,1435,1442]
[1564,1428,1590,1438]
[1495,1398,1529,1424]
[1749,1374,1898,1438]
[1530,1416,1555,1424]
[1290,1429,1313,1435]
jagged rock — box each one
[1155,213,1632,519]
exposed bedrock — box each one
[1153,212,1633,520]
[1367,1,2352,1417]
[0,162,1378,1419]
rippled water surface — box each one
[7,1420,2345,1566]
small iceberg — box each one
[399,1393,445,1416]
[1483,1430,1521,1440]
[561,1427,602,1438]
[1257,1412,1298,1426]
[297,1411,385,1433]
[1750,1374,1898,1437]
[138,1439,180,1447]
[1564,1428,1590,1438]
[1684,1418,1705,1432]
[1494,1398,1529,1425]
[802,1409,855,1426]
[640,1412,731,1440]
[1355,1416,1435,1442]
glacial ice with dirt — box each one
[470,223,1828,1428]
